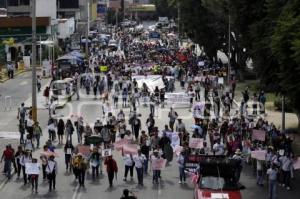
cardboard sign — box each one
[293,157,300,170]
[251,150,267,161]
[252,129,266,142]
[77,145,91,157]
[165,92,190,104]
[102,149,112,157]
[25,163,40,175]
[152,158,167,170]
[189,138,204,149]
[114,139,129,151]
[171,133,180,150]
[123,144,138,155]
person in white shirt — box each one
[256,160,264,186]
[133,150,146,186]
[123,154,134,181]
[46,155,57,192]
[20,151,32,185]
[177,152,186,184]
[279,154,293,190]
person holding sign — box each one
[28,158,40,193]
[123,154,134,181]
[64,141,74,172]
[46,155,57,192]
[90,148,102,179]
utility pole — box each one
[227,14,231,85]
[282,95,286,132]
[31,0,37,122]
[177,1,181,45]
[85,0,90,57]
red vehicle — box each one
[191,156,243,199]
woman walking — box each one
[57,119,65,144]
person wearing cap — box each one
[120,189,137,199]
[46,155,57,191]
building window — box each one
[20,0,30,5]
[8,0,18,6]
[59,0,79,9]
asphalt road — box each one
[0,73,299,199]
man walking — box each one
[133,150,146,186]
[267,164,278,199]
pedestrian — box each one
[33,121,42,148]
[37,75,42,92]
[104,155,118,188]
[47,118,56,142]
[17,103,26,124]
[279,153,293,190]
[133,150,146,186]
[46,155,57,192]
[168,107,178,132]
[15,146,24,179]
[256,160,264,186]
[29,158,40,193]
[19,120,26,144]
[7,61,14,79]
[64,141,74,171]
[122,88,128,107]
[1,145,15,179]
[151,150,161,184]
[20,150,32,185]
[232,149,243,182]
[43,86,50,105]
[187,87,195,111]
[65,119,74,143]
[146,114,155,135]
[267,164,278,199]
[149,94,155,116]
[57,119,65,144]
[177,151,186,184]
[74,153,88,188]
[123,153,134,181]
[194,81,201,101]
[90,148,101,179]
[75,117,84,144]
[40,146,48,180]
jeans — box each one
[78,169,86,186]
[65,154,72,170]
[31,175,38,191]
[42,164,47,179]
[179,167,186,182]
[35,134,40,148]
[17,162,22,177]
[22,166,28,184]
[136,167,143,185]
[150,104,155,116]
[92,166,99,178]
[143,159,148,174]
[195,90,200,101]
[108,171,114,186]
[283,170,291,188]
[48,173,56,190]
[153,170,160,183]
[124,165,134,179]
[268,180,277,199]
[257,170,263,185]
[4,160,12,178]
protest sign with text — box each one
[189,138,204,149]
[252,129,266,142]
[152,158,167,170]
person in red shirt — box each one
[1,145,15,179]
[104,155,118,188]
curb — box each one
[0,70,26,83]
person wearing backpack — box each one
[46,155,57,192]
[33,122,43,149]
[104,155,118,188]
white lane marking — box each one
[19,80,28,86]
[72,184,80,199]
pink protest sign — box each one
[252,129,266,142]
[174,145,183,156]
[77,145,91,157]
[152,159,167,170]
[293,157,300,170]
[114,139,129,151]
[189,138,204,149]
[251,150,267,161]
[123,144,138,155]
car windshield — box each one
[200,176,238,190]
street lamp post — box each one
[85,0,90,57]
[227,14,231,85]
[31,0,37,122]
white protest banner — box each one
[152,158,167,170]
[114,139,129,151]
[293,157,300,170]
[102,149,112,157]
[133,75,165,93]
[251,150,267,161]
[25,163,40,175]
[252,129,266,142]
[189,138,204,149]
[218,77,224,84]
[165,92,190,104]
[123,144,138,155]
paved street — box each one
[0,73,299,199]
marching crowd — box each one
[0,22,298,199]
